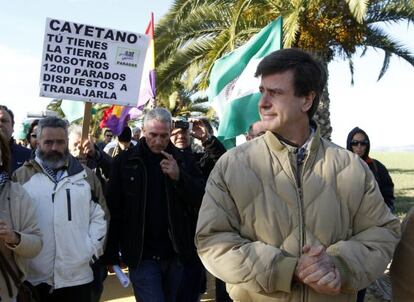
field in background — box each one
[371,152,414,217]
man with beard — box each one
[13,117,108,302]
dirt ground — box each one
[100,271,215,302]
[100,272,389,302]
[101,272,134,301]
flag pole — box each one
[149,12,156,107]
[81,101,92,142]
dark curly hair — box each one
[26,119,39,142]
[0,105,14,125]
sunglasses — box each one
[351,139,368,147]
[30,133,37,138]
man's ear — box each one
[302,92,316,113]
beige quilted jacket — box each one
[196,130,400,302]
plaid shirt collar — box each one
[0,171,9,186]
[35,156,68,182]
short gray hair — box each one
[37,117,68,139]
[68,124,83,138]
[143,108,172,128]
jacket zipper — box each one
[50,176,72,288]
[52,182,57,290]
[165,178,180,255]
[66,188,72,221]
[136,158,147,265]
[51,183,57,203]
[296,148,307,248]
[295,147,307,302]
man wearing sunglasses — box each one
[97,129,113,151]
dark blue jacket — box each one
[10,141,31,172]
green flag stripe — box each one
[208,18,283,99]
[217,92,261,139]
[221,137,237,150]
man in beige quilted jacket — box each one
[195,48,400,302]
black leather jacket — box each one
[103,138,205,268]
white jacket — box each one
[13,156,107,289]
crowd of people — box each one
[0,48,412,302]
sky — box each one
[0,0,413,149]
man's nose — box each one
[259,94,270,108]
[51,142,61,150]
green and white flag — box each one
[61,100,84,123]
[209,18,283,148]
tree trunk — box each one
[314,86,332,140]
[310,54,332,140]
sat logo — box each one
[115,47,139,67]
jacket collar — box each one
[264,121,321,154]
[127,137,183,162]
[263,122,321,177]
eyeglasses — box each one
[30,133,37,138]
[351,139,368,147]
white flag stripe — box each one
[211,58,261,119]
[228,58,261,101]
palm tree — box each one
[155,0,414,138]
[47,99,65,118]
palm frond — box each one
[157,36,217,92]
[346,0,368,23]
[347,55,355,85]
[155,0,222,62]
[360,45,368,57]
[378,51,392,81]
[366,0,414,24]
[282,7,301,47]
[228,0,254,50]
[364,25,414,80]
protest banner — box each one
[39,18,150,107]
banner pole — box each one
[81,101,92,142]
